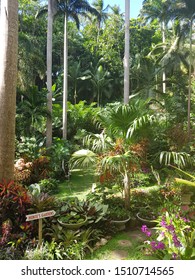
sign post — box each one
[26,210,56,248]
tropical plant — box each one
[141,211,195,260]
[67,101,100,140]
[16,86,48,138]
[46,137,72,178]
[68,61,91,104]
[85,62,112,106]
[15,136,44,161]
[0,180,32,231]
[70,100,156,209]
[141,0,173,94]
[170,165,195,189]
[18,0,46,91]
[91,0,110,29]
[171,0,195,137]
[159,151,193,168]
[38,178,60,194]
[28,192,57,214]
[56,197,109,226]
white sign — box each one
[26,210,56,221]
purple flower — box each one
[146,230,152,237]
[141,225,151,237]
[172,233,182,247]
[165,224,175,232]
[150,241,157,250]
[181,217,190,223]
[160,220,167,227]
[150,241,165,250]
[157,242,165,250]
[141,225,148,233]
[172,253,178,260]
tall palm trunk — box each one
[187,16,194,139]
[0,0,18,181]
[162,20,166,94]
[62,12,68,140]
[124,0,130,104]
[46,0,54,147]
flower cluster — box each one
[141,225,152,237]
[140,211,195,260]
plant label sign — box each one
[26,210,56,248]
[26,210,56,221]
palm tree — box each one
[68,61,91,104]
[141,0,173,94]
[124,0,130,104]
[110,4,122,16]
[46,0,57,147]
[172,0,195,138]
[70,99,156,209]
[17,86,48,137]
[91,0,109,29]
[86,62,112,106]
[56,0,99,140]
[0,0,18,181]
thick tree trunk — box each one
[0,0,18,181]
[46,0,54,148]
[124,0,130,104]
[62,12,68,140]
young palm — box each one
[70,99,156,209]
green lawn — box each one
[55,169,96,200]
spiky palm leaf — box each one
[159,151,192,168]
[96,99,156,140]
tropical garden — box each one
[0,0,195,260]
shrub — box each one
[38,178,60,194]
[14,156,51,185]
[46,138,72,179]
[0,180,31,231]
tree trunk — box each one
[124,0,130,104]
[162,20,166,94]
[124,171,130,210]
[46,0,54,148]
[62,12,68,140]
[0,0,18,181]
[187,17,193,140]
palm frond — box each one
[159,151,192,168]
[83,132,112,153]
[69,149,97,170]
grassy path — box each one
[87,229,153,260]
[55,169,95,200]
